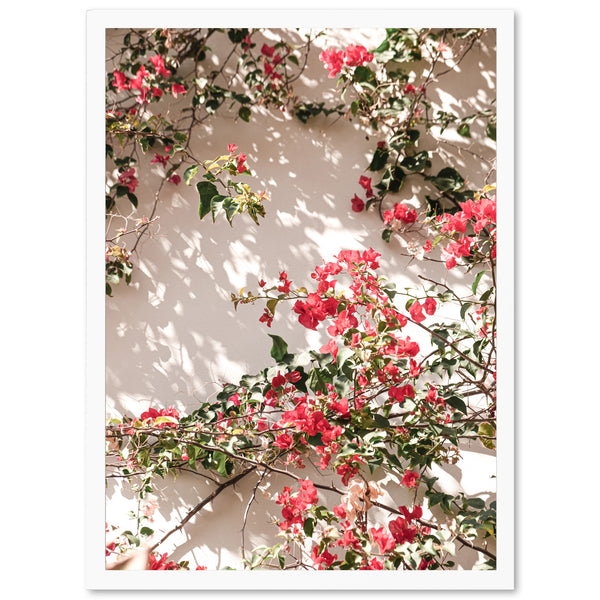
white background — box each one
[2,0,597,598]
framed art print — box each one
[87,8,514,590]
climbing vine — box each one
[105,27,497,572]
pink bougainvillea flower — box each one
[409,300,425,323]
[344,44,374,67]
[227,143,238,153]
[167,173,181,185]
[351,194,365,212]
[319,337,338,361]
[423,297,437,315]
[319,48,345,78]
[274,432,294,450]
[369,527,396,554]
[358,175,374,198]
[388,384,415,404]
[423,239,433,253]
[404,83,416,94]
[271,371,287,389]
[149,54,171,77]
[366,557,384,570]
[261,43,276,57]
[259,308,273,327]
[129,66,149,91]
[237,153,248,173]
[399,504,423,522]
[241,34,252,50]
[401,470,420,488]
[118,168,139,193]
[327,308,358,337]
[311,545,337,569]
[151,153,169,167]
[408,358,422,378]
[112,70,129,92]
[171,83,187,98]
[389,517,418,544]
[152,87,163,98]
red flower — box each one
[271,372,287,389]
[274,432,294,449]
[404,84,416,94]
[409,301,425,323]
[241,35,252,50]
[293,293,339,330]
[370,527,395,553]
[319,48,345,78]
[408,359,421,378]
[388,384,414,404]
[228,143,238,153]
[423,297,437,315]
[358,175,374,198]
[423,239,433,253]
[112,70,129,92]
[129,66,149,90]
[344,44,374,67]
[319,337,338,361]
[118,168,139,193]
[151,154,169,167]
[171,83,187,98]
[399,504,423,522]
[149,54,171,77]
[167,173,181,185]
[152,87,163,98]
[261,43,275,57]
[401,470,420,488]
[389,517,417,544]
[237,154,248,173]
[259,309,273,327]
[351,194,365,212]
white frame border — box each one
[86,9,514,590]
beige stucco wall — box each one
[105,27,496,570]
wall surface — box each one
[105,26,497,571]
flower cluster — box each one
[111,53,186,105]
[276,479,318,531]
[319,44,374,78]
[435,191,497,269]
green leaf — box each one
[445,395,467,415]
[353,66,375,82]
[268,334,288,362]
[213,451,229,476]
[465,497,486,510]
[472,271,486,295]
[460,302,472,321]
[369,147,389,171]
[457,123,471,137]
[266,298,279,316]
[222,197,239,225]
[351,99,359,116]
[238,106,251,122]
[379,166,405,192]
[183,165,199,185]
[401,151,430,172]
[486,123,496,141]
[287,54,299,66]
[425,167,465,192]
[303,517,315,537]
[197,181,219,219]
[127,193,138,208]
[382,228,393,243]
[211,195,225,222]
[174,131,187,144]
[307,367,331,395]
